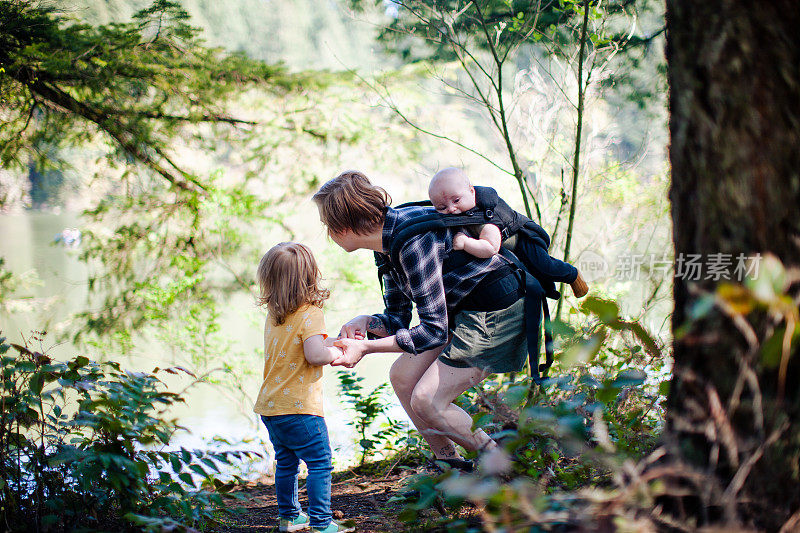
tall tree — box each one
[666,0,800,529]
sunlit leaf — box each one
[561,331,605,367]
[745,254,786,303]
[717,283,754,315]
[581,297,620,323]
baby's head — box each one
[428,167,476,214]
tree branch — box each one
[102,109,257,125]
[22,76,205,194]
[354,71,514,177]
[556,0,591,320]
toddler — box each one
[428,167,588,297]
[254,242,353,533]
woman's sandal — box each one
[435,457,474,472]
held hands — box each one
[333,315,371,368]
[333,315,400,366]
[331,338,368,368]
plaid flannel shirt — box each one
[373,205,508,354]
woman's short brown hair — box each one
[312,170,391,235]
[256,242,330,325]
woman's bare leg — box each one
[389,347,462,459]
[409,361,496,453]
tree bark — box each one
[667,0,800,529]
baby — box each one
[428,167,588,297]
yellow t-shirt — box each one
[253,304,327,417]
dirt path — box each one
[219,470,414,532]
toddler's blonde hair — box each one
[257,242,330,325]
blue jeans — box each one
[261,414,333,529]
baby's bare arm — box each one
[455,224,502,258]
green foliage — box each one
[0,256,14,295]
[75,178,263,335]
[0,331,254,532]
[390,295,668,529]
[336,370,406,466]
[355,0,608,59]
[351,0,664,109]
[2,1,427,432]
[0,0,311,186]
[344,0,666,241]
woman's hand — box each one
[338,315,371,339]
[331,338,368,368]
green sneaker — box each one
[311,520,355,533]
[279,511,310,532]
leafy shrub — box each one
[336,370,408,466]
[391,296,669,530]
[0,332,255,532]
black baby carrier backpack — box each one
[375,189,561,383]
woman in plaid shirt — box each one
[313,170,531,468]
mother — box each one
[313,170,528,466]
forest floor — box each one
[217,460,466,533]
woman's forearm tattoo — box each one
[368,316,386,335]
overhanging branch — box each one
[20,74,207,194]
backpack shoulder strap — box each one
[388,206,494,267]
[498,247,554,383]
[395,199,434,209]
[375,202,497,296]
[473,186,500,209]
[374,251,391,292]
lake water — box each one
[0,211,405,475]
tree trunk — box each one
[666,0,800,529]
